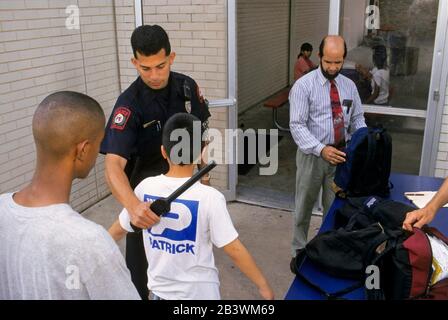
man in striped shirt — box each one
[289,35,366,273]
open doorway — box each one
[235,0,329,210]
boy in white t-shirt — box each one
[109,113,274,300]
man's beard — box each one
[320,61,340,80]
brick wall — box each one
[115,0,137,91]
[0,0,121,212]
[237,0,290,114]
[0,0,230,207]
[435,83,448,178]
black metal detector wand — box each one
[130,161,217,232]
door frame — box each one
[209,0,238,201]
[329,0,448,176]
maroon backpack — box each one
[378,226,448,300]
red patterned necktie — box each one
[330,80,345,149]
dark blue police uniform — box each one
[100,71,210,299]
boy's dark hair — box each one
[319,36,347,59]
[131,25,171,58]
[298,42,313,58]
[162,113,202,165]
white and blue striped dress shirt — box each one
[289,67,366,157]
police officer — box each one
[100,25,211,300]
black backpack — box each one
[294,196,448,300]
[333,127,392,198]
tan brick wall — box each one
[435,83,448,177]
[142,0,229,191]
[0,0,122,212]
[1,0,230,207]
[115,0,137,91]
[237,0,290,114]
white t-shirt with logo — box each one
[371,67,390,105]
[119,175,238,300]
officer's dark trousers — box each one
[126,232,149,300]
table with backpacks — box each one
[292,126,448,300]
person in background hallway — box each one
[294,42,317,81]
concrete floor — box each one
[82,195,322,300]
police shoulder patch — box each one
[111,106,131,130]
[196,85,205,104]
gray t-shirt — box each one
[0,193,140,300]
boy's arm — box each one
[108,219,128,242]
[223,238,274,300]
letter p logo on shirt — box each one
[144,195,198,242]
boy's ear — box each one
[161,145,167,160]
[75,140,89,162]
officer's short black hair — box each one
[162,113,202,165]
[131,25,171,58]
[319,36,347,59]
[33,91,105,158]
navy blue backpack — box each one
[333,127,392,198]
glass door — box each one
[331,0,446,175]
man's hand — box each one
[128,201,161,229]
[321,146,346,165]
[402,207,437,231]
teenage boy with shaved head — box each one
[289,35,366,273]
[0,91,140,300]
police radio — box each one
[130,161,217,232]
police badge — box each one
[185,100,192,113]
[183,81,192,113]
